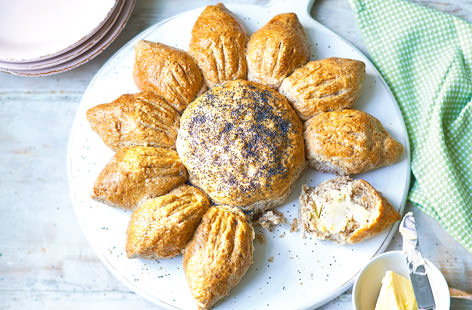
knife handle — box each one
[450,288,472,300]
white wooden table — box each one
[1,1,471,309]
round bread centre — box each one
[176,80,305,213]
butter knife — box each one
[399,212,436,310]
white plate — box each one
[68,0,411,309]
[0,0,125,71]
[0,0,118,62]
[0,0,135,77]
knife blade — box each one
[399,212,436,310]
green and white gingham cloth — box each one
[349,0,472,252]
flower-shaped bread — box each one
[86,3,403,309]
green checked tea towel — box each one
[349,0,472,251]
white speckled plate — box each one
[67,0,410,309]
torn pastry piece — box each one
[304,110,403,175]
[256,210,287,232]
[189,3,248,88]
[184,205,254,309]
[134,40,205,112]
[86,92,180,150]
[92,146,188,210]
[290,218,299,232]
[299,177,401,244]
[247,13,310,88]
[279,58,366,120]
[126,185,210,259]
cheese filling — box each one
[313,190,370,234]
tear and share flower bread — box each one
[189,3,248,88]
[279,58,366,120]
[176,80,305,214]
[183,205,254,310]
[92,146,188,210]
[133,40,205,113]
[247,13,310,88]
[304,110,403,175]
[299,177,401,243]
[86,92,180,150]
[126,185,210,259]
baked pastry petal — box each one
[247,13,310,88]
[299,177,401,243]
[183,205,254,309]
[176,80,305,214]
[279,58,366,120]
[134,40,205,113]
[304,110,403,175]
[189,3,248,88]
[92,146,188,210]
[126,185,210,259]
[86,92,180,150]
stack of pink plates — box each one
[0,0,136,76]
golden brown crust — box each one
[126,185,210,259]
[299,177,401,244]
[347,179,401,243]
[279,58,365,120]
[134,40,205,113]
[304,110,403,175]
[189,3,248,88]
[176,80,305,212]
[86,92,180,150]
[183,205,254,309]
[247,13,310,88]
[92,146,188,210]
[348,193,401,243]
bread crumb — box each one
[279,231,286,238]
[255,232,266,244]
[256,210,287,232]
[290,218,299,232]
[268,256,274,263]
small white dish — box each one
[353,251,450,310]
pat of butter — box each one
[375,271,418,310]
[316,193,370,234]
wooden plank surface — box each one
[1,0,471,309]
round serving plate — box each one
[0,0,119,63]
[68,0,411,309]
[0,0,125,71]
[1,0,135,77]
